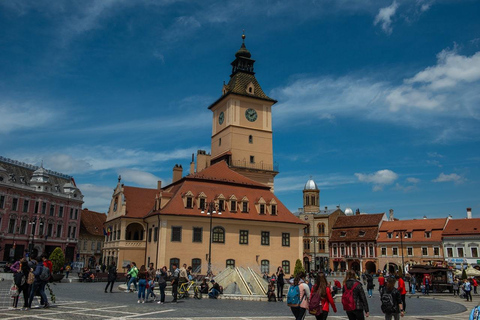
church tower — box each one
[208,34,278,190]
[303,178,320,213]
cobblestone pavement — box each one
[0,280,476,319]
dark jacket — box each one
[381,287,402,313]
[157,269,167,285]
[107,265,117,282]
[345,279,369,312]
[33,263,44,282]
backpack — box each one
[27,272,35,285]
[342,282,359,311]
[14,272,26,287]
[380,288,396,314]
[308,288,323,315]
[287,284,303,307]
[39,265,51,281]
[470,305,480,320]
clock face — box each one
[245,108,257,122]
[219,112,225,125]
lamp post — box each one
[396,231,406,275]
[311,236,317,272]
[201,200,221,276]
[28,217,44,258]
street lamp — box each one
[28,217,44,258]
[396,231,406,276]
[201,200,221,276]
[310,236,317,272]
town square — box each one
[1,1,480,319]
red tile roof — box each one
[80,209,107,236]
[123,186,157,218]
[378,218,447,243]
[330,227,379,242]
[332,213,385,229]
[443,218,480,236]
[148,161,305,225]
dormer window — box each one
[425,231,431,238]
[218,199,224,212]
[259,204,265,214]
[186,197,193,209]
[340,231,347,237]
[246,82,254,95]
[199,198,206,211]
[242,201,248,213]
[230,200,236,212]
[387,232,393,239]
[271,204,277,215]
[359,230,366,237]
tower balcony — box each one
[229,160,279,173]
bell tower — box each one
[208,33,278,190]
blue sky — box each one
[1,0,479,219]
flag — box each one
[103,228,108,236]
[107,226,112,236]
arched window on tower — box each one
[319,239,326,252]
[305,196,310,206]
[311,195,315,206]
[249,135,253,144]
[318,223,326,235]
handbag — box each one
[10,284,19,297]
[27,272,35,285]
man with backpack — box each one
[28,256,50,309]
[380,277,404,320]
[341,270,369,320]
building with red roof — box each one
[102,36,305,275]
[79,208,106,268]
[442,208,480,269]
[329,211,386,273]
[377,215,448,274]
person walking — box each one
[464,278,473,302]
[311,272,337,320]
[276,266,285,301]
[378,273,385,293]
[366,273,374,298]
[473,278,478,294]
[156,266,168,304]
[105,261,117,293]
[170,263,180,303]
[137,265,147,303]
[342,270,369,320]
[28,256,49,309]
[13,258,30,310]
[380,277,404,320]
[65,264,71,279]
[146,263,157,301]
[126,262,138,292]
[396,275,407,313]
[410,276,416,294]
[289,271,310,320]
[453,278,459,296]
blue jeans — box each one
[209,288,219,298]
[367,289,373,296]
[138,279,146,299]
[159,283,166,302]
[127,277,138,291]
[146,285,156,299]
[28,281,48,308]
[411,284,415,294]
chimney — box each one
[356,208,360,215]
[157,180,162,191]
[172,164,183,183]
[190,153,195,175]
[467,207,472,219]
[325,206,328,211]
[336,205,340,209]
[389,209,394,221]
[423,215,427,219]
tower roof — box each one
[304,179,318,190]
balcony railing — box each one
[344,254,365,259]
[229,160,279,172]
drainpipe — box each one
[156,214,160,267]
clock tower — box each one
[208,34,278,190]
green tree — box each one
[49,247,65,274]
[462,268,467,280]
[293,259,305,277]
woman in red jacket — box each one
[311,272,337,320]
[396,274,407,313]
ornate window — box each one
[261,231,270,245]
[261,260,269,274]
[318,239,326,252]
[282,233,290,247]
[226,259,235,268]
[239,230,248,244]
[282,260,290,274]
[318,223,326,235]
[212,227,225,243]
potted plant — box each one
[49,247,65,282]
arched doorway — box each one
[384,262,398,275]
[303,257,310,272]
[126,223,144,240]
[365,261,376,274]
[350,261,360,272]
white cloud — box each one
[432,173,465,184]
[271,47,480,142]
[355,169,398,191]
[0,102,60,134]
[77,183,114,213]
[275,173,356,193]
[374,1,399,34]
[416,0,434,13]
[406,177,420,184]
[118,168,161,188]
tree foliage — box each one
[49,247,65,274]
[293,259,305,277]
